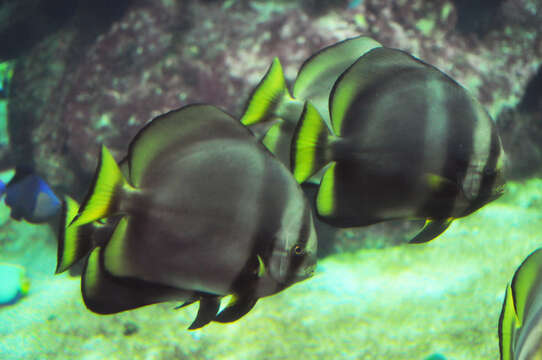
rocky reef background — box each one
[0,1,542,359]
[3,0,541,196]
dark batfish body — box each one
[330,66,494,223]
[292,47,505,242]
[110,139,313,298]
[62,104,317,328]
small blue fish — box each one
[0,263,30,306]
[1,167,61,223]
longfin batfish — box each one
[291,46,506,243]
[65,104,317,328]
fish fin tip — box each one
[188,297,221,330]
[214,294,258,324]
[409,218,453,244]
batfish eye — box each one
[292,245,304,256]
[483,167,495,176]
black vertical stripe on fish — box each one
[417,76,475,219]
[214,152,292,322]
[463,125,503,216]
[331,69,434,223]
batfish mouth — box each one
[266,262,316,290]
[301,263,316,278]
[493,185,505,198]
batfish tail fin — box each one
[291,102,333,183]
[71,145,134,227]
[241,57,301,127]
[56,196,95,273]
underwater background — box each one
[0,0,542,359]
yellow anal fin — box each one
[409,218,453,244]
[292,102,332,183]
[71,146,134,227]
[241,57,294,126]
[56,196,95,273]
[82,247,191,314]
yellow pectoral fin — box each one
[256,255,266,277]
